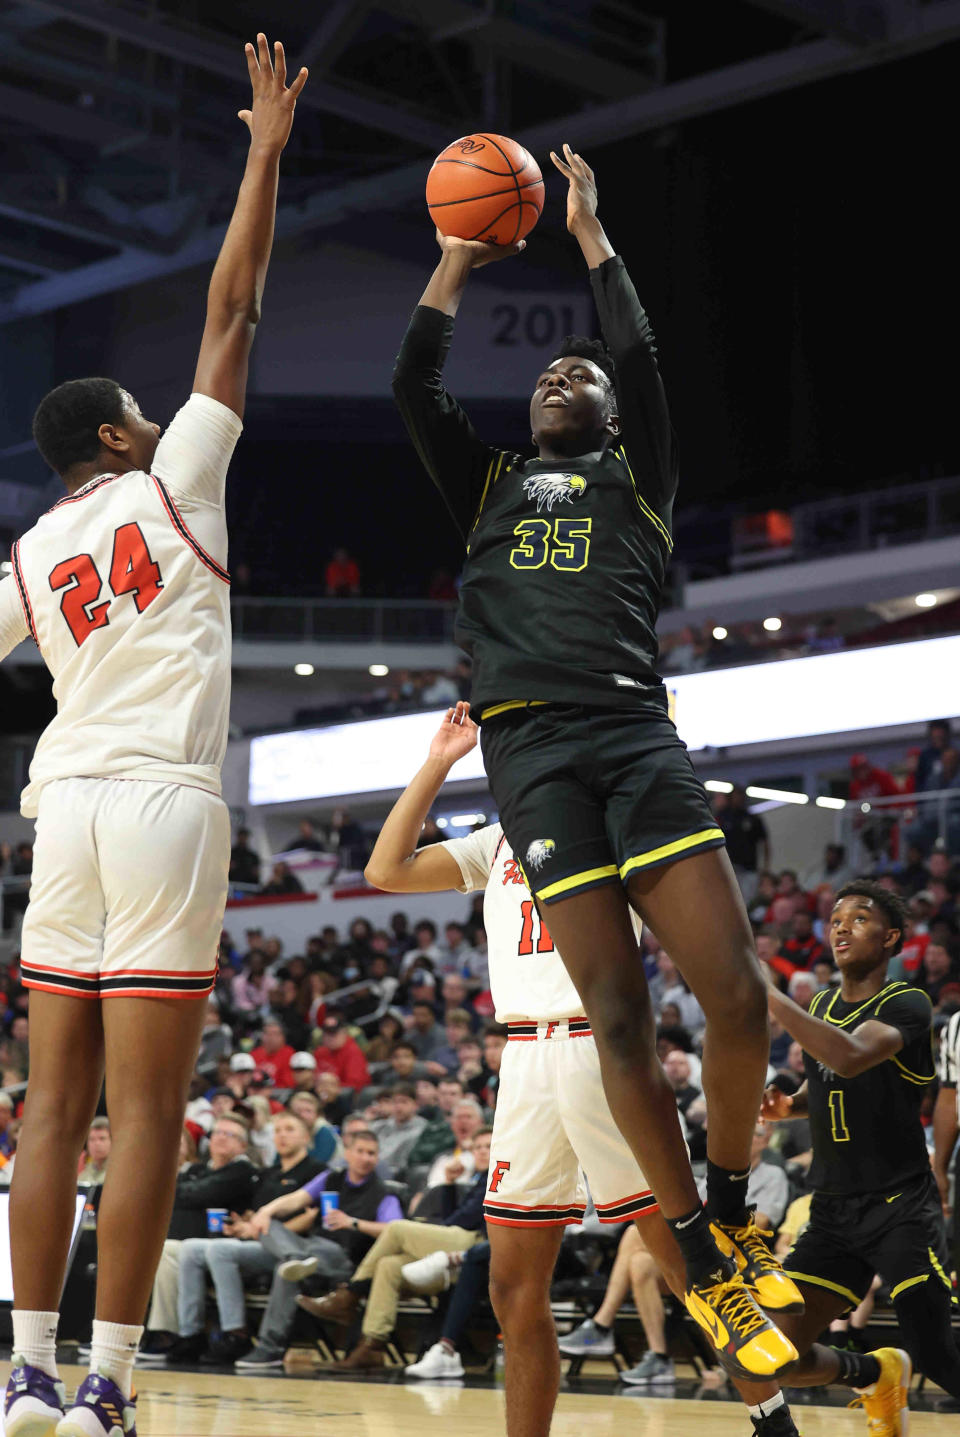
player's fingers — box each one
[244,41,259,81]
[237,109,253,133]
[549,151,572,175]
[288,66,309,100]
[256,31,271,74]
[274,39,286,87]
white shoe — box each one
[405,1342,465,1380]
[401,1250,452,1292]
[277,1257,318,1282]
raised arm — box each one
[392,233,522,540]
[192,34,308,419]
[551,143,677,510]
[365,702,477,892]
[767,985,905,1080]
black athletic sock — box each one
[592,1320,610,1334]
[666,1205,730,1286]
[706,1159,751,1227]
[833,1347,881,1388]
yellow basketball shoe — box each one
[685,1267,798,1379]
[713,1215,806,1315]
[847,1347,912,1436]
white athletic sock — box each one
[747,1391,786,1419]
[89,1320,142,1400]
[11,1309,60,1379]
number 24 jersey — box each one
[0,394,241,816]
[441,822,641,1022]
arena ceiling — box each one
[0,0,958,319]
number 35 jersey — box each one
[0,393,242,817]
[441,822,641,1022]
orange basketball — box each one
[426,133,544,246]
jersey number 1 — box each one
[518,899,555,955]
[49,523,164,647]
[828,1089,851,1142]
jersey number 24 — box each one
[49,523,164,647]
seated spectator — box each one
[431,1009,474,1074]
[260,861,304,897]
[455,1036,485,1091]
[142,1114,255,1358]
[288,819,326,853]
[297,1130,492,1369]
[919,940,959,1007]
[559,1222,681,1386]
[387,1039,428,1083]
[78,1117,111,1186]
[226,1053,258,1102]
[286,1050,319,1093]
[229,828,261,888]
[406,1000,447,1068]
[811,956,837,990]
[786,971,817,1011]
[439,922,473,973]
[774,1190,812,1260]
[327,809,367,871]
[314,1013,372,1091]
[801,842,853,893]
[439,973,473,1020]
[747,870,777,924]
[286,1090,340,1167]
[662,1050,700,1118]
[888,915,930,981]
[231,952,273,1022]
[696,1120,788,1231]
[404,1239,490,1381]
[650,951,704,1033]
[251,1019,297,1089]
[415,1078,441,1118]
[235,1128,401,1370]
[365,1011,404,1066]
[916,719,953,793]
[779,910,825,971]
[401,920,441,970]
[325,547,361,597]
[372,1083,427,1176]
[198,999,234,1067]
[767,1015,791,1068]
[410,1096,484,1190]
[655,1026,701,1086]
[421,670,459,706]
[316,1071,352,1129]
[388,912,416,959]
[167,1112,323,1364]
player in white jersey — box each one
[0,36,308,1437]
[365,703,801,1437]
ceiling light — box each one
[860,802,872,813]
[915,592,937,608]
[368,663,390,677]
[449,812,487,827]
[0,561,11,574]
[712,626,728,641]
[745,785,808,804]
[762,616,782,632]
[815,795,847,810]
[435,817,449,829]
[704,780,734,793]
[294,663,314,677]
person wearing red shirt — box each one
[778,912,825,971]
[849,755,901,804]
[313,1013,371,1091]
[250,1018,296,1089]
[325,548,361,597]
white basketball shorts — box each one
[20,777,229,999]
[484,1019,659,1228]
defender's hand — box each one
[435,229,525,269]
[238,34,308,153]
[550,144,598,233]
[760,1084,794,1123]
[428,702,479,765]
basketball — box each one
[426,132,544,246]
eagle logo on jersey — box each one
[522,473,586,513]
[526,839,556,871]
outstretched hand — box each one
[428,702,479,765]
[760,1084,794,1123]
[238,33,308,153]
[435,228,525,269]
[550,143,598,233]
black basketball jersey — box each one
[804,981,935,1196]
[392,256,677,716]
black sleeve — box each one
[175,1161,255,1211]
[392,305,499,541]
[589,255,678,511]
[873,987,934,1048]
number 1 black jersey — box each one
[392,256,677,717]
[803,981,935,1196]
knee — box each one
[706,956,767,1030]
[178,1239,208,1271]
[489,1267,547,1329]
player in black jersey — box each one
[762,879,960,1430]
[393,143,796,1378]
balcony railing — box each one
[230,597,458,645]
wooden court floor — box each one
[1,1362,947,1435]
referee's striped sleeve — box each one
[938,1010,960,1087]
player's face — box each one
[529,356,616,452]
[829,896,898,973]
[118,391,161,471]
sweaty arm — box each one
[0,576,29,664]
[365,703,479,893]
[768,986,913,1079]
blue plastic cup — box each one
[321,1191,340,1227]
[206,1207,228,1234]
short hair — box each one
[214,1112,249,1138]
[483,1021,508,1040]
[391,1081,417,1101]
[414,919,437,938]
[548,335,615,386]
[445,1008,472,1027]
[347,1127,379,1146]
[32,378,127,475]
[834,880,910,955]
[452,1096,483,1117]
[275,1108,312,1135]
[88,1116,111,1132]
[393,1040,418,1057]
[438,1075,464,1090]
[474,1125,495,1139]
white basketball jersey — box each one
[442,823,642,1022]
[5,393,242,816]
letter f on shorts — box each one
[489,1160,511,1194]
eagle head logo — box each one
[522,473,586,513]
[526,839,557,871]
